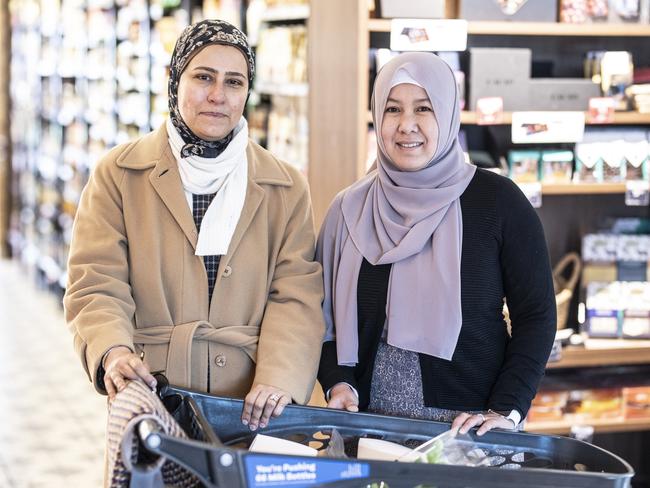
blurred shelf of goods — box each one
[7,0,308,296]
[246,0,309,175]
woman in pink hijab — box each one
[317,52,556,435]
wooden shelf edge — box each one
[368,18,650,37]
[367,111,650,126]
[546,340,650,368]
[460,111,650,125]
[526,417,650,435]
[541,183,627,195]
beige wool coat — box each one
[63,124,325,404]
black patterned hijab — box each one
[168,19,255,158]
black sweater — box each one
[318,169,556,418]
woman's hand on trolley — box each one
[451,410,516,436]
[103,346,157,400]
[326,382,359,412]
[241,383,291,431]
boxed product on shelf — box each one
[469,48,531,111]
[623,140,649,180]
[621,281,650,338]
[585,281,650,338]
[623,386,650,419]
[379,0,449,18]
[616,234,650,262]
[540,150,574,183]
[566,388,624,420]
[602,140,625,181]
[580,262,616,287]
[508,150,540,183]
[601,51,635,111]
[582,233,650,263]
[626,83,650,113]
[528,391,569,423]
[585,281,622,337]
[459,0,557,22]
[622,308,650,338]
[525,79,601,111]
[560,0,650,23]
[574,142,603,182]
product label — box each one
[390,19,468,52]
[518,182,542,208]
[511,111,585,144]
[625,180,650,207]
[244,455,369,487]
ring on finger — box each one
[269,394,280,403]
[477,413,486,423]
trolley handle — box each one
[138,419,164,451]
[136,418,219,487]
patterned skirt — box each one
[367,341,460,423]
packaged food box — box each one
[623,386,650,419]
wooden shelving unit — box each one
[527,339,650,435]
[367,110,650,126]
[526,417,650,435]
[541,183,626,195]
[461,111,650,126]
[368,18,650,37]
[546,339,650,369]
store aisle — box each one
[0,259,105,488]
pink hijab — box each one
[318,52,476,365]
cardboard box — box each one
[540,150,573,183]
[524,79,602,111]
[624,387,650,419]
[460,0,558,22]
[582,264,618,284]
[380,0,452,18]
[585,282,622,337]
[508,150,540,183]
[469,48,531,111]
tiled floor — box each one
[0,259,106,488]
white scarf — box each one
[167,117,249,256]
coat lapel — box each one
[216,178,264,277]
[149,147,198,250]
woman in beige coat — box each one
[64,19,325,432]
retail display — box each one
[530,386,650,424]
[560,0,650,24]
[7,0,266,294]
[459,0,558,22]
[249,5,309,174]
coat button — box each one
[215,354,227,367]
[222,265,232,277]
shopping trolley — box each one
[135,380,634,488]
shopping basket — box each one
[132,381,634,488]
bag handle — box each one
[553,252,582,292]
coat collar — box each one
[115,123,295,187]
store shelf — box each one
[255,81,309,97]
[367,18,650,37]
[546,339,650,369]
[262,4,309,22]
[460,111,650,125]
[526,416,650,435]
[367,111,650,126]
[541,183,627,195]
